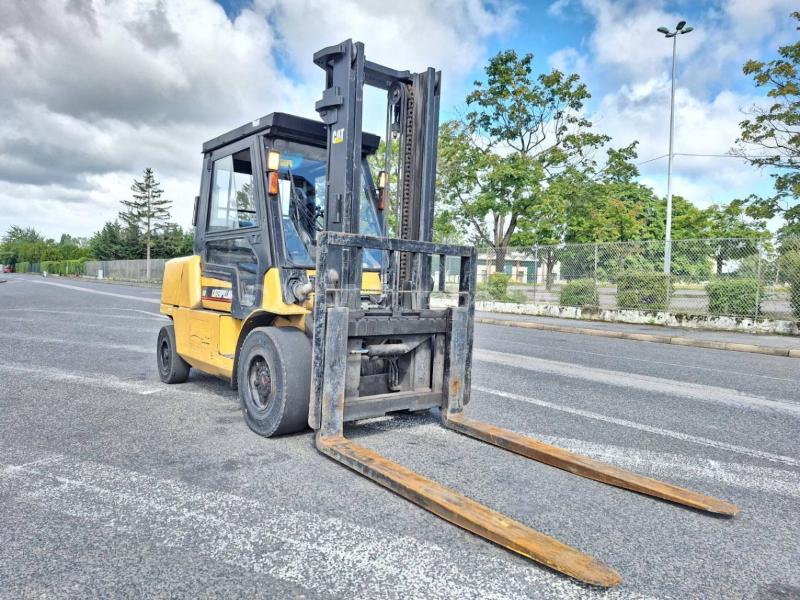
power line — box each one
[635,152,769,165]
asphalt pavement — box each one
[1,274,799,599]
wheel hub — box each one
[249,358,272,410]
[160,340,170,368]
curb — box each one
[475,317,800,359]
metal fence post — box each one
[754,240,763,319]
[593,243,599,307]
[532,245,539,305]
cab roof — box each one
[202,112,381,155]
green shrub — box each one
[616,272,671,311]
[560,278,597,308]
[507,290,528,304]
[705,278,760,316]
[780,251,800,318]
[486,273,510,301]
[39,258,88,276]
[16,261,29,273]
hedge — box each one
[40,258,89,276]
[559,278,597,308]
[616,272,671,311]
[781,251,800,318]
[705,278,760,316]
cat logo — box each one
[332,127,344,144]
[202,287,232,302]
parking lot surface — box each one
[1,275,799,599]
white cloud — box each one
[0,0,518,238]
[544,0,795,214]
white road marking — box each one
[363,417,800,497]
[474,348,800,416]
[0,455,651,600]
[475,386,800,468]
[533,434,800,499]
[3,308,166,322]
[479,336,800,383]
[0,363,166,396]
[0,362,231,401]
[21,278,160,304]
[0,316,159,334]
[0,332,151,353]
[97,307,168,319]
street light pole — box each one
[657,21,693,274]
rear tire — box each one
[157,324,190,384]
[237,326,311,437]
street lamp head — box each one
[665,32,676,38]
[657,26,670,34]
[681,26,694,34]
[676,20,686,30]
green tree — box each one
[120,168,172,278]
[0,226,69,265]
[0,226,43,264]
[89,221,129,260]
[151,224,194,258]
[703,200,768,275]
[438,50,608,270]
[733,11,800,236]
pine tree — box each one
[120,168,172,279]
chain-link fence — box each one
[15,237,800,321]
[83,259,166,283]
[460,236,800,321]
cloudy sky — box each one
[0,0,796,239]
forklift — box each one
[157,40,738,587]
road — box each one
[1,275,798,599]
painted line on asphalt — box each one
[0,316,160,334]
[0,455,649,600]
[475,386,800,468]
[474,348,800,417]
[535,434,800,499]
[96,307,168,319]
[361,416,800,498]
[0,362,231,402]
[0,332,151,354]
[3,308,167,322]
[0,363,164,396]
[477,336,800,384]
[21,278,160,304]
[476,317,800,359]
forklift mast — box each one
[313,39,441,305]
[307,39,472,433]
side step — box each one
[443,413,740,517]
[316,433,623,588]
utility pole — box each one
[657,21,693,274]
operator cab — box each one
[193,112,383,318]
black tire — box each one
[237,326,311,437]
[157,324,190,384]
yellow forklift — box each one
[157,40,738,587]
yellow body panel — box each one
[170,307,237,379]
[160,256,379,381]
[261,268,307,316]
[160,255,201,312]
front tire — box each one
[157,324,190,384]
[237,326,311,437]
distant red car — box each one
[3,266,12,273]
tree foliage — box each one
[120,167,173,264]
[734,11,800,235]
[437,50,608,269]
